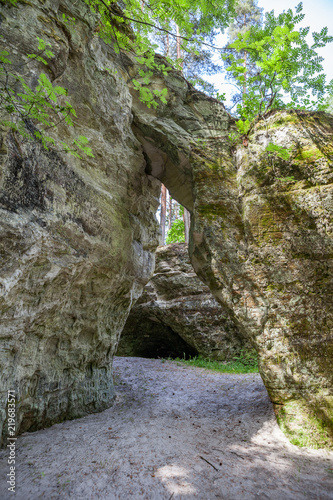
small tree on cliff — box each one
[223,3,333,134]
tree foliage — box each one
[2,0,333,160]
[326,94,333,114]
[228,0,262,42]
[1,0,235,153]
[0,35,93,158]
[152,13,223,94]
[224,3,333,131]
[86,0,235,104]
[223,0,263,108]
[166,217,185,244]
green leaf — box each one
[0,51,11,64]
[265,142,293,160]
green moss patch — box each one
[253,113,300,133]
[197,203,230,220]
[274,398,333,450]
[294,145,325,164]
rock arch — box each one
[117,242,250,361]
[130,72,333,445]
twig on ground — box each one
[199,455,219,471]
[229,451,245,459]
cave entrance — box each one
[116,316,198,360]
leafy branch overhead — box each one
[86,0,235,108]
[1,0,234,145]
[2,0,333,158]
[0,36,94,158]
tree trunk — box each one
[243,50,247,99]
[242,14,247,100]
[160,184,167,245]
[166,33,169,57]
[176,25,183,70]
[183,207,190,245]
[168,191,172,229]
[174,200,179,222]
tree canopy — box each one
[224,2,333,133]
[2,0,333,155]
[223,0,263,109]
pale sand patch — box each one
[0,356,332,499]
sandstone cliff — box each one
[0,0,160,444]
[130,77,333,445]
[117,242,250,361]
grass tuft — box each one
[164,349,259,374]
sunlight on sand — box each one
[156,464,197,495]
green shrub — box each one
[166,219,185,244]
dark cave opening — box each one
[116,320,198,360]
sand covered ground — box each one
[0,356,332,499]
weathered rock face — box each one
[0,0,160,444]
[234,112,333,443]
[117,243,250,360]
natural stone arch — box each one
[130,70,333,445]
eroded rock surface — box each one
[0,0,160,444]
[234,112,333,443]
[117,242,250,360]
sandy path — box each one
[0,357,333,499]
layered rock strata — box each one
[117,243,250,360]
